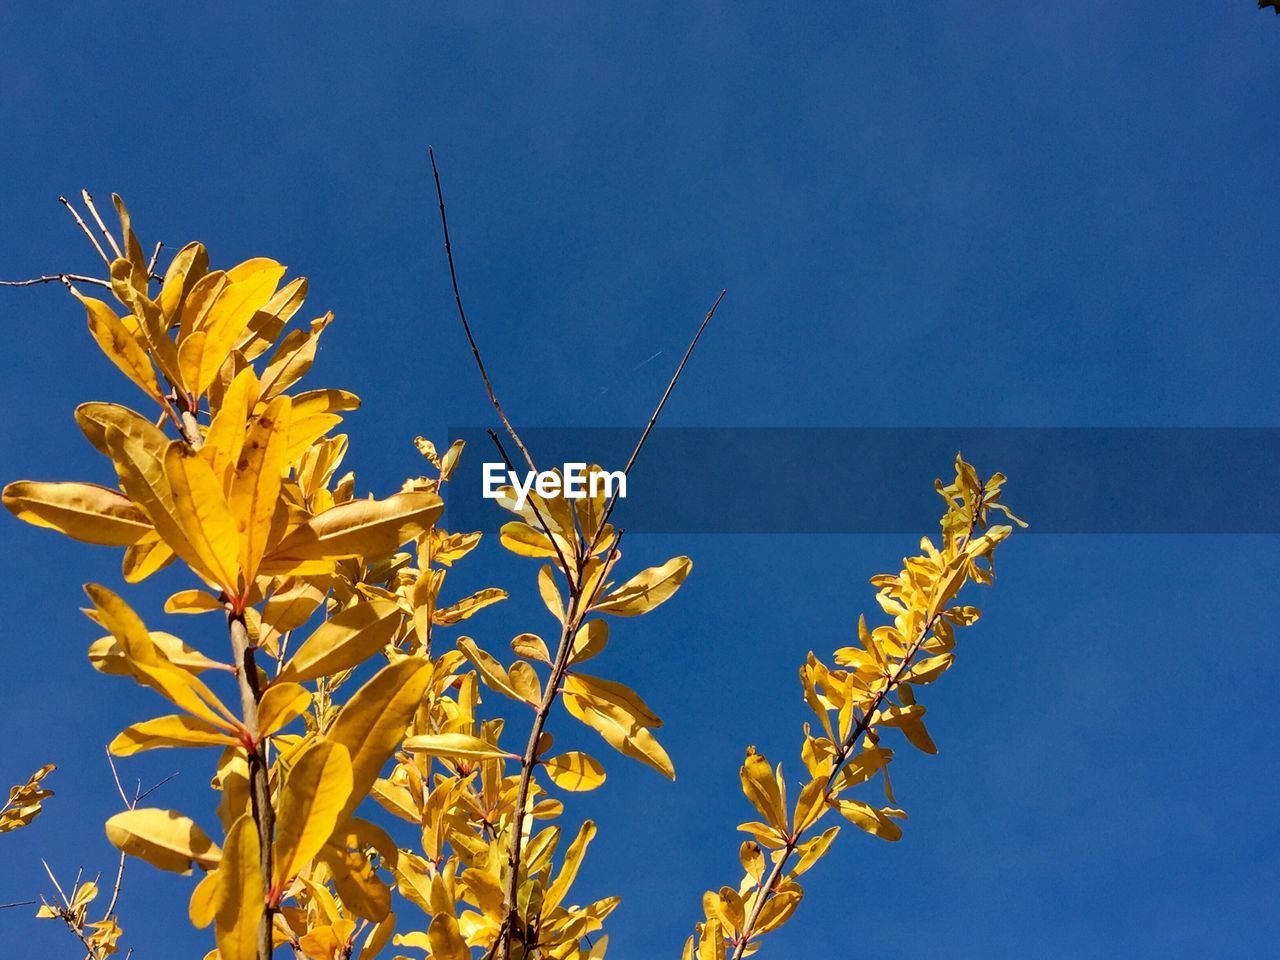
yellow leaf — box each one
[263,491,442,567]
[257,682,312,738]
[240,275,308,359]
[274,740,353,886]
[544,819,596,914]
[740,750,788,834]
[277,599,399,683]
[457,637,522,701]
[328,658,433,825]
[158,241,209,322]
[77,293,162,401]
[543,752,607,792]
[3,480,152,546]
[103,427,204,578]
[165,442,242,591]
[105,807,221,874]
[499,521,559,558]
[202,366,259,490]
[259,313,330,399]
[591,556,692,616]
[570,619,609,662]
[122,535,175,583]
[176,270,227,343]
[261,579,326,635]
[192,260,285,396]
[538,564,565,621]
[214,814,263,960]
[511,632,550,663]
[564,673,662,727]
[228,394,293,580]
[109,715,238,755]
[793,826,840,876]
[563,689,674,780]
[86,584,238,729]
[164,589,223,615]
[832,799,905,841]
[189,870,218,928]
[110,260,184,389]
[905,653,954,685]
[402,732,514,763]
[508,660,542,704]
[0,764,55,834]
[427,912,469,960]
[361,911,396,960]
[432,587,507,625]
[89,627,226,676]
[75,401,168,459]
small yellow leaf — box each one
[214,814,263,960]
[228,394,292,580]
[77,293,162,401]
[544,819,596,914]
[105,808,221,874]
[257,682,311,738]
[3,481,152,546]
[75,401,167,459]
[402,732,514,762]
[426,912,469,960]
[592,556,692,617]
[165,442,242,591]
[274,739,353,885]
[277,600,399,683]
[740,750,788,834]
[832,799,905,841]
[328,658,433,825]
[543,752,607,792]
[110,715,238,755]
[263,491,442,567]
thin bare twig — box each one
[134,772,178,805]
[0,900,37,910]
[80,190,122,261]
[429,147,539,476]
[146,241,163,277]
[428,149,722,959]
[105,751,129,808]
[0,274,110,289]
[587,289,725,556]
[58,196,110,265]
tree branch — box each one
[729,504,986,959]
[0,273,110,289]
[429,147,540,476]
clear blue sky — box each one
[1,3,1278,957]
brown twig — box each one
[227,610,276,960]
[0,274,110,289]
[58,196,111,265]
[585,288,725,558]
[80,190,122,261]
[146,241,164,278]
[428,149,721,959]
[494,529,625,960]
[428,147,540,476]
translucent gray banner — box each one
[443,428,1278,534]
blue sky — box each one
[1,3,1278,957]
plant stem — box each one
[227,611,276,960]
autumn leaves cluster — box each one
[3,197,1019,960]
[1,199,695,960]
[683,458,1022,959]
